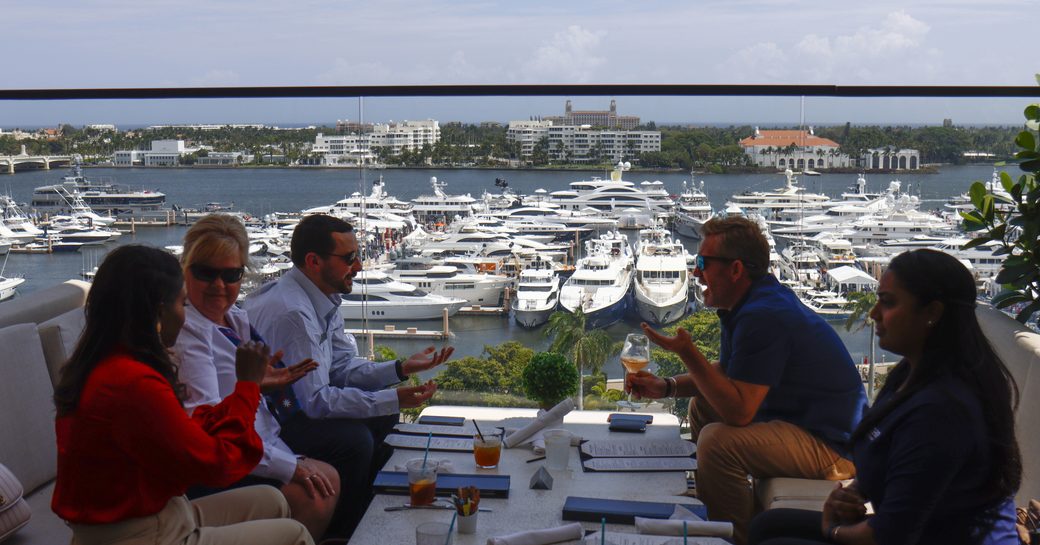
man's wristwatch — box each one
[394,358,407,381]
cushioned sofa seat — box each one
[0,280,89,545]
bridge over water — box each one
[0,146,74,174]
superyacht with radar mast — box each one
[633,226,690,324]
[559,230,634,329]
[511,258,561,328]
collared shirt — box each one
[174,304,297,483]
[245,266,400,419]
[717,274,866,454]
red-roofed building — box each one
[739,127,851,170]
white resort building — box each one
[312,119,441,165]
[506,121,660,163]
[861,148,921,170]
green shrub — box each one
[521,351,578,408]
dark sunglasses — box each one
[189,264,245,284]
[695,254,736,271]
[325,251,359,264]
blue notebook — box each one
[562,496,707,524]
[373,471,511,498]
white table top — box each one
[347,407,724,545]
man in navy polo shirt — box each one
[628,216,867,545]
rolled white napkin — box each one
[503,398,575,448]
[487,522,584,545]
[393,459,455,473]
[634,518,733,538]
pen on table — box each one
[526,455,546,463]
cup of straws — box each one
[452,486,480,534]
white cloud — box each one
[519,26,606,83]
[722,42,790,83]
[722,10,937,83]
[188,70,242,87]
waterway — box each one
[0,164,1001,376]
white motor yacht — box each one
[730,169,830,223]
[633,227,690,325]
[31,164,168,219]
[547,163,675,221]
[339,270,466,321]
[673,179,713,240]
[512,259,561,328]
[410,177,478,226]
[0,276,25,301]
[559,230,634,329]
[391,265,513,307]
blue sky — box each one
[2,0,1037,127]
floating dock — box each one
[345,326,450,340]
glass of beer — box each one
[406,458,438,506]
[620,333,651,403]
[473,430,503,469]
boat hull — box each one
[634,292,688,325]
[338,300,464,321]
[569,290,632,329]
[512,305,555,328]
[673,213,706,240]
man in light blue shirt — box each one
[246,214,453,537]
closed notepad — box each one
[562,496,707,525]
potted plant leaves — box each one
[521,351,578,410]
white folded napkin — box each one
[635,518,732,538]
[503,399,575,448]
[393,459,455,473]
[487,522,585,545]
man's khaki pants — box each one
[70,485,314,545]
[690,397,854,545]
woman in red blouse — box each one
[51,245,313,545]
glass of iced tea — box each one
[620,333,651,404]
[405,458,438,506]
[473,430,503,469]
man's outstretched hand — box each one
[401,346,455,375]
[397,381,438,409]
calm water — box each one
[0,164,999,375]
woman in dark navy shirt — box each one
[750,249,1021,545]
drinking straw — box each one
[445,511,458,545]
[421,432,433,470]
[683,520,688,545]
[601,517,606,545]
[472,419,487,442]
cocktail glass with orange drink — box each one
[405,458,438,506]
[473,429,503,469]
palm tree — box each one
[844,291,878,400]
[543,308,621,409]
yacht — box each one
[391,265,513,307]
[633,227,690,324]
[0,196,45,243]
[673,179,713,240]
[801,290,852,319]
[547,163,675,220]
[729,169,830,223]
[511,259,561,328]
[302,176,413,219]
[0,276,25,301]
[559,230,634,329]
[781,240,826,287]
[338,270,466,321]
[31,164,168,219]
[410,177,478,226]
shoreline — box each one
[62,164,950,175]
